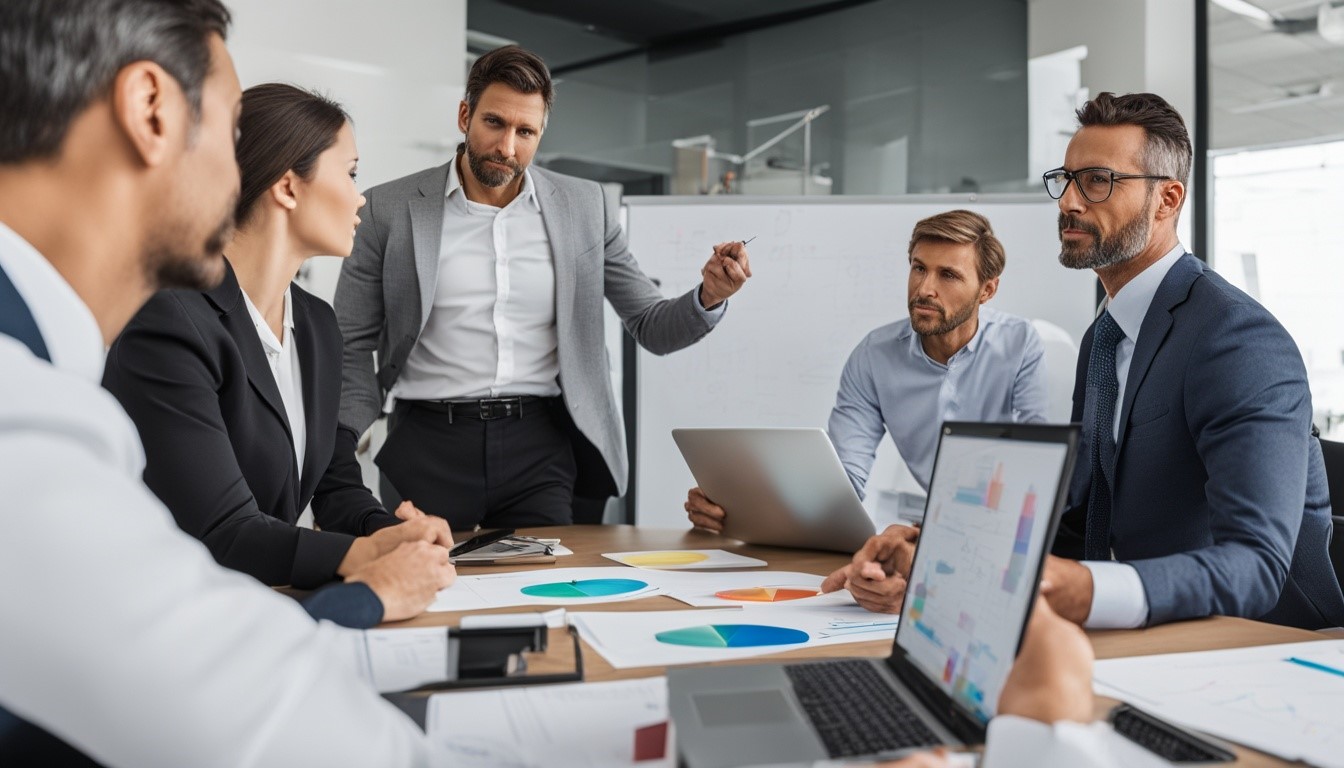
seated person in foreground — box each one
[687,209,1048,532]
[103,84,455,626]
[826,92,1344,631]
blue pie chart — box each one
[655,624,810,648]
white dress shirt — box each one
[0,222,443,767]
[241,285,306,475]
[1080,244,1184,630]
[394,162,561,400]
[980,715,1173,767]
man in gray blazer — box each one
[334,45,750,529]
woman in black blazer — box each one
[104,84,455,627]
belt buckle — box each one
[479,398,516,420]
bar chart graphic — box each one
[1000,487,1037,593]
[953,461,1005,510]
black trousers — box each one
[376,398,578,530]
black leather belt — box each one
[406,396,553,423]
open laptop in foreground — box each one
[672,427,877,553]
[668,422,1080,768]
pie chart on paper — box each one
[714,587,821,603]
[619,552,710,567]
[655,624,810,648]
[520,578,648,599]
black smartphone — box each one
[1110,704,1235,763]
[449,528,516,558]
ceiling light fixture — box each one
[1319,2,1344,43]
[1210,0,1277,25]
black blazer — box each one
[104,260,398,588]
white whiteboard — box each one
[624,195,1095,528]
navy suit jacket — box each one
[1055,253,1344,628]
[104,260,400,589]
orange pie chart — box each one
[714,587,821,602]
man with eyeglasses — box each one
[823,92,1344,633]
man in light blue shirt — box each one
[823,92,1343,633]
[686,209,1050,531]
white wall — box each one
[1028,0,1196,245]
[1028,0,1194,123]
[225,0,467,510]
[226,0,468,304]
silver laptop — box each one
[672,427,876,553]
[668,422,1080,768]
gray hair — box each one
[0,0,232,164]
[1076,92,1191,185]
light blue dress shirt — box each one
[826,305,1049,497]
[1080,244,1184,630]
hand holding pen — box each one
[699,236,754,309]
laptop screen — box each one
[894,428,1072,724]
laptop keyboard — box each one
[785,660,941,758]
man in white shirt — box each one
[0,1,447,764]
[334,45,752,530]
[822,92,1344,632]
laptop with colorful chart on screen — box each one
[667,421,1080,768]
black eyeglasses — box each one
[1042,167,1171,203]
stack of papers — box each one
[1093,639,1344,767]
[427,677,672,767]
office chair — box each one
[1320,437,1344,588]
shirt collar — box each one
[446,150,539,211]
[0,221,105,383]
[902,306,996,367]
[1106,243,1185,342]
[240,284,293,353]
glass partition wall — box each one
[1207,0,1344,436]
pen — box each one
[715,236,754,263]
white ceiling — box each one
[1211,0,1344,150]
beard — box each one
[1057,191,1153,271]
[144,200,234,291]
[908,295,977,337]
[464,130,524,188]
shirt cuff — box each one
[693,283,728,323]
[985,716,1176,768]
[1081,561,1149,629]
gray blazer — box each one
[333,162,717,497]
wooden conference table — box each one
[389,525,1324,767]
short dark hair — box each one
[464,45,554,126]
[1076,92,1191,185]
[908,209,1006,283]
[233,83,350,225]
[0,0,231,164]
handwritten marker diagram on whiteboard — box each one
[603,549,767,570]
[1093,639,1344,768]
